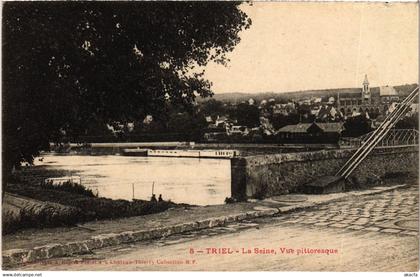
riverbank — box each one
[55,141,335,156]
[3,179,415,268]
[3,166,185,234]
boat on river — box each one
[121,148,239,158]
[120,148,148,156]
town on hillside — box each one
[86,77,418,145]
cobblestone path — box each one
[272,185,418,236]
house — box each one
[203,132,228,142]
[310,105,321,116]
[273,102,297,116]
[273,104,287,116]
[248,98,256,105]
[215,115,229,127]
[205,116,214,123]
[352,109,362,117]
[312,97,322,104]
[276,122,344,143]
[277,123,313,134]
[386,102,398,115]
[260,116,275,136]
[314,122,345,133]
[227,125,249,136]
[143,115,153,124]
[317,105,341,121]
[127,122,134,132]
[379,86,399,104]
[408,103,419,115]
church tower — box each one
[362,74,371,103]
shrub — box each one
[40,180,95,197]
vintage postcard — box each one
[1,0,419,274]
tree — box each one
[271,114,300,130]
[167,109,207,141]
[343,115,373,137]
[395,113,419,130]
[233,103,260,128]
[296,103,315,123]
[199,99,226,118]
[3,2,251,178]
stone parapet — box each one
[231,145,418,199]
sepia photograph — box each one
[1,0,419,274]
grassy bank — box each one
[3,167,186,234]
[3,193,81,234]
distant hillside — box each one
[199,83,418,104]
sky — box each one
[204,2,418,94]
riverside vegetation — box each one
[3,166,185,234]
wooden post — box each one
[152,182,155,196]
[132,183,135,200]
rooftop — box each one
[277,122,344,133]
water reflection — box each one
[35,154,231,205]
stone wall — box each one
[230,146,419,199]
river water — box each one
[34,154,231,206]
